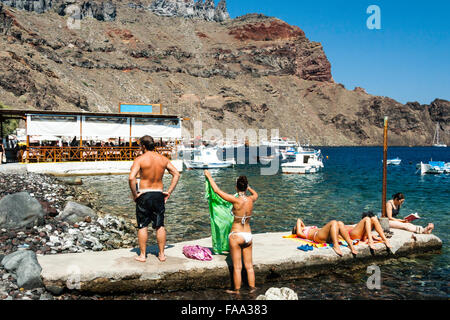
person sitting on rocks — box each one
[343,212,392,251]
[292,218,358,256]
[383,193,434,234]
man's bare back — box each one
[136,152,168,191]
[129,151,180,203]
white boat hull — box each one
[387,159,401,165]
[183,160,234,169]
[281,165,321,174]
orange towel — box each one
[282,234,361,247]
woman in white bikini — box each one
[204,170,258,294]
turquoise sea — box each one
[83,147,449,299]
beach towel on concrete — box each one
[205,178,234,254]
[283,234,360,248]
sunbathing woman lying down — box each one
[344,212,392,251]
[292,218,358,257]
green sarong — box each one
[205,178,234,254]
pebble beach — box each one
[0,172,137,300]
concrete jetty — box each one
[37,229,442,294]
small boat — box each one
[260,137,298,150]
[183,146,235,169]
[418,161,450,175]
[383,157,402,165]
[432,123,447,147]
[281,146,324,174]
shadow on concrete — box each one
[130,244,175,258]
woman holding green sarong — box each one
[204,170,258,295]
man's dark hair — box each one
[236,176,248,192]
[140,135,155,151]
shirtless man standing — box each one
[129,135,180,262]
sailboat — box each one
[433,123,447,147]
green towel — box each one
[205,178,235,254]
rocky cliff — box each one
[0,3,448,145]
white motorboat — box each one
[418,161,449,175]
[183,146,235,169]
[260,137,298,151]
[281,146,324,174]
[384,157,402,165]
[432,123,447,147]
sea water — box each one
[83,147,449,299]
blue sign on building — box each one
[119,104,161,114]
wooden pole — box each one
[129,118,132,160]
[79,116,83,161]
[382,116,388,217]
[26,115,29,163]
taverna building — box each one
[0,104,184,175]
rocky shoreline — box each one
[0,172,137,300]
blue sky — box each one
[225,0,449,104]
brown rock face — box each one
[0,4,447,145]
[229,19,306,41]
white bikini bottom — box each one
[229,232,253,244]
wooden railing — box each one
[19,146,175,163]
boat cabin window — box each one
[304,155,310,164]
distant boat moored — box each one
[418,161,450,175]
[183,146,235,169]
[281,146,324,174]
[383,157,402,165]
[433,122,447,147]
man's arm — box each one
[164,160,180,203]
[128,159,141,202]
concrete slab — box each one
[37,229,442,294]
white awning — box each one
[82,116,130,138]
[131,118,182,139]
[27,115,80,137]
[26,114,182,139]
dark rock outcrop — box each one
[0,0,117,21]
[0,192,46,229]
[0,0,53,14]
[57,201,97,224]
[148,0,230,22]
[1,250,43,289]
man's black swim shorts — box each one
[136,192,165,229]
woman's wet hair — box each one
[236,176,248,192]
[292,226,297,235]
[361,211,376,219]
[392,192,405,201]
